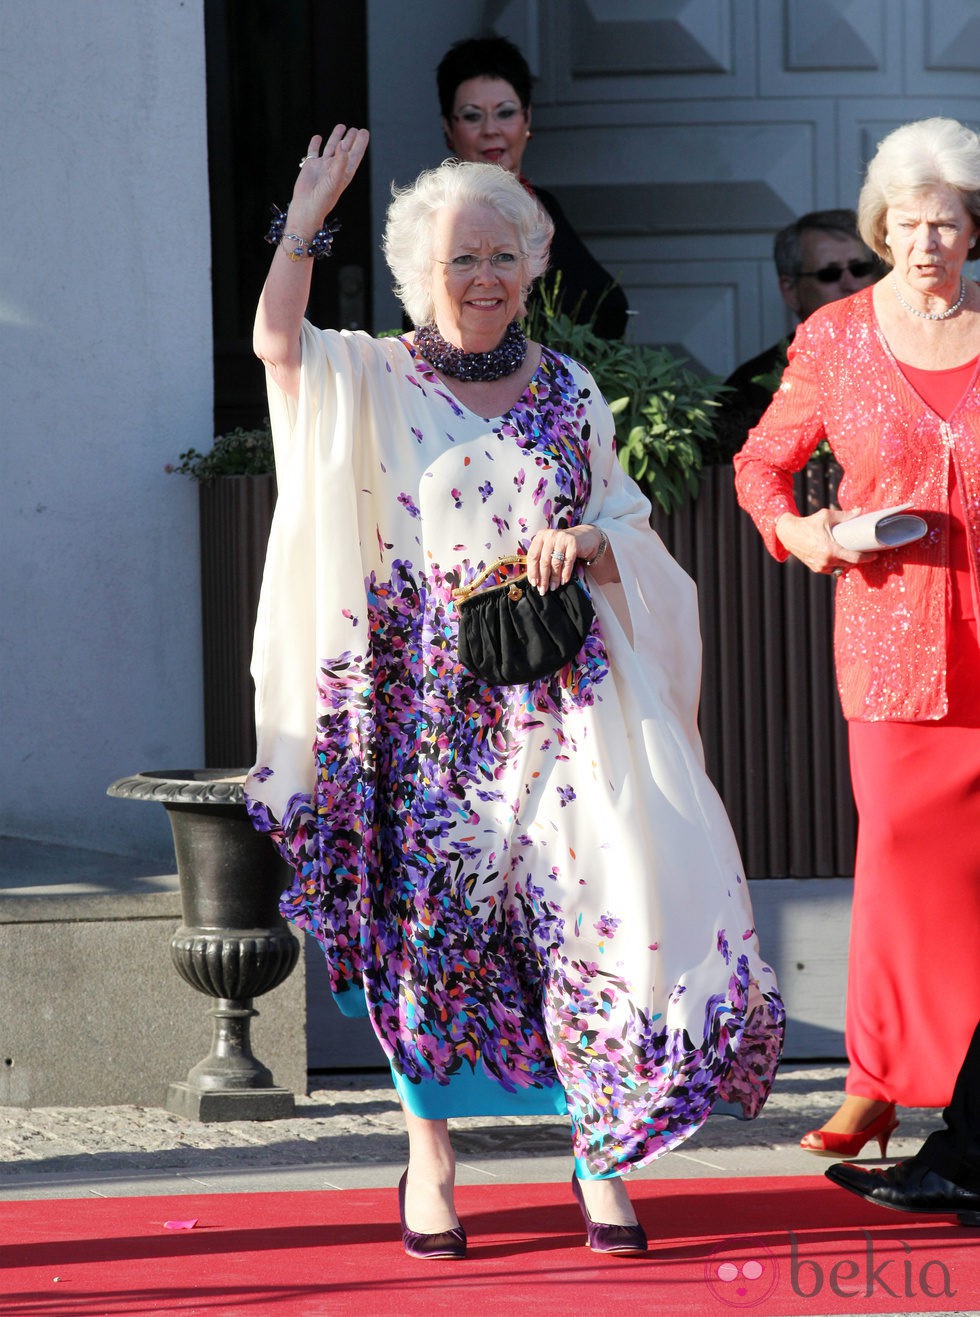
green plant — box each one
[168,423,274,481]
[174,280,727,509]
[750,338,790,396]
[525,277,728,513]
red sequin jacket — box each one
[733,286,980,722]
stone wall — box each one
[1,0,211,862]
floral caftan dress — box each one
[246,324,785,1177]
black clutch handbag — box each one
[452,554,595,686]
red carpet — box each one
[1,1177,977,1316]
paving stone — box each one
[0,1064,942,1190]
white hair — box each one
[857,117,980,262]
[383,159,554,326]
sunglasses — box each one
[796,259,878,284]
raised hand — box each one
[256,124,369,397]
[290,125,370,229]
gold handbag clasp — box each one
[452,554,527,603]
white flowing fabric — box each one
[246,326,784,1176]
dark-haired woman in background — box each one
[436,35,629,340]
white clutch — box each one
[831,502,927,552]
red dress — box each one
[847,356,980,1107]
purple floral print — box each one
[247,337,785,1177]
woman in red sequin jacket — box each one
[734,116,980,1157]
[734,285,980,722]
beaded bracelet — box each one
[583,528,608,568]
[265,204,340,260]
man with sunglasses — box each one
[714,210,883,457]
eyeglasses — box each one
[796,259,879,284]
[451,103,523,128]
[436,253,523,274]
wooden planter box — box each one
[198,462,855,877]
[198,474,276,768]
[651,461,855,879]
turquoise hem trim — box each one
[573,1157,620,1181]
[393,1064,569,1120]
[332,989,369,1019]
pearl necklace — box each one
[414,320,527,382]
[892,276,967,321]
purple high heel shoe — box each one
[398,1170,467,1261]
[571,1174,648,1256]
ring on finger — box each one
[832,567,845,579]
[550,551,565,563]
[298,155,311,168]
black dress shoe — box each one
[825,1158,980,1226]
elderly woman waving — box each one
[250,126,784,1260]
[736,117,980,1159]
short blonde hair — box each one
[857,117,980,262]
[383,160,553,326]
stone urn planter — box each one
[107,769,299,1120]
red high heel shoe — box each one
[800,1102,898,1158]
